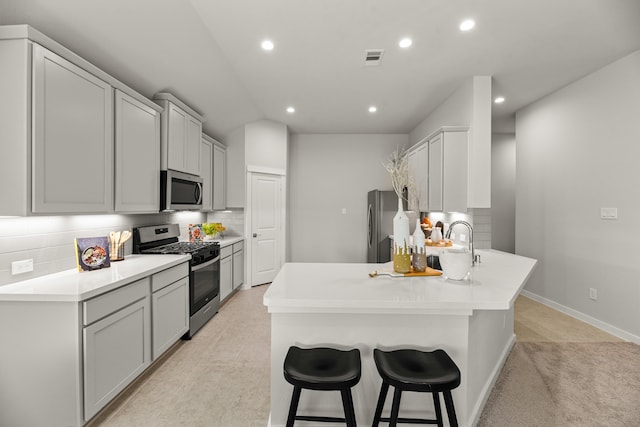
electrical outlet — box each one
[11,259,33,275]
[460,234,466,243]
[589,288,597,300]
[600,207,618,220]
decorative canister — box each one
[393,197,411,273]
[412,218,427,272]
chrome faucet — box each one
[445,220,477,266]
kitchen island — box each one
[263,249,537,427]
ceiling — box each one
[2,0,640,139]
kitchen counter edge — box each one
[0,254,191,303]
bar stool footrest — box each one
[379,416,441,424]
[296,415,347,423]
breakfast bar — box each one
[263,249,537,427]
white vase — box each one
[393,197,411,273]
[431,226,442,243]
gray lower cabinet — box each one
[82,278,151,420]
[220,245,233,301]
[233,243,244,289]
[151,264,189,359]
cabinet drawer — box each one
[233,241,244,252]
[220,245,233,258]
[83,278,149,326]
[151,262,189,293]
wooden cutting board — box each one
[369,267,442,278]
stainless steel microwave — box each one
[160,170,203,211]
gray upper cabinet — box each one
[428,127,469,213]
[0,25,163,216]
[154,93,204,177]
[212,139,227,210]
[200,135,213,211]
[32,44,114,214]
[114,89,161,213]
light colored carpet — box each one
[477,342,640,426]
[89,289,639,427]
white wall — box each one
[516,49,640,341]
[225,126,246,208]
[288,134,408,263]
[491,133,516,253]
[245,119,288,170]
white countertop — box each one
[263,249,537,315]
[0,254,190,303]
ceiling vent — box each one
[364,49,384,66]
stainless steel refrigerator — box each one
[367,190,399,263]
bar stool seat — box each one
[284,346,361,427]
[372,348,461,427]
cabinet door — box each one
[186,116,202,176]
[220,255,233,301]
[200,138,213,211]
[83,296,151,420]
[114,90,160,213]
[152,277,189,359]
[417,144,429,211]
[442,131,468,213]
[233,249,244,289]
[408,143,428,212]
[428,134,443,211]
[32,44,113,213]
[167,103,187,172]
[212,143,226,210]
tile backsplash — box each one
[206,209,245,237]
[0,211,207,286]
[425,208,492,249]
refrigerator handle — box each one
[367,204,373,248]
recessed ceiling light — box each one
[286,106,295,113]
[368,106,377,113]
[399,38,412,48]
[459,19,475,32]
[261,40,274,51]
[494,96,505,104]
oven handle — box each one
[191,256,220,271]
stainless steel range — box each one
[133,223,220,339]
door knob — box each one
[253,233,257,238]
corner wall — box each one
[516,49,640,341]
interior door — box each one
[250,173,283,286]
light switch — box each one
[600,207,618,220]
[341,208,347,215]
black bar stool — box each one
[283,345,361,427]
[372,348,461,427]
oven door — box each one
[190,256,220,315]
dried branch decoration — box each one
[384,146,412,199]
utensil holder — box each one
[110,242,125,262]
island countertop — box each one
[264,249,537,315]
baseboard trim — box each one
[468,333,516,427]
[520,290,640,344]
